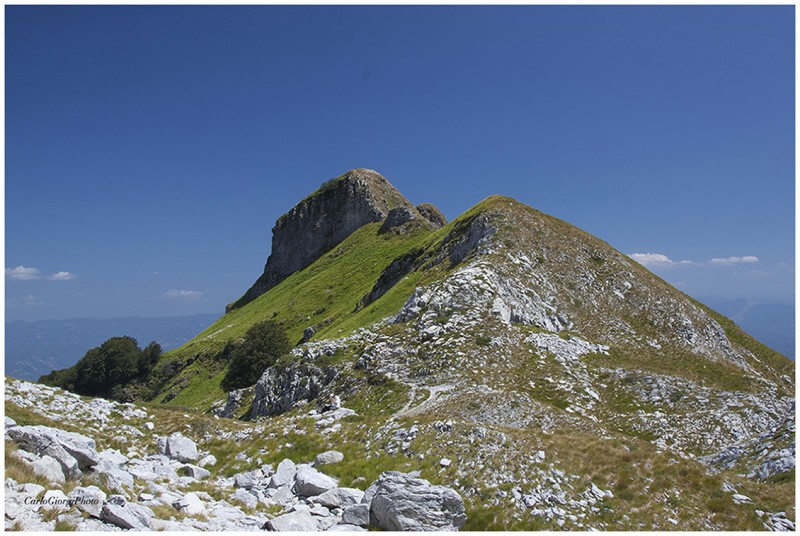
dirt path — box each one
[395,383,454,418]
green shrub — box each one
[221,320,291,391]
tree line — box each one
[39,320,291,401]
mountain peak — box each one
[230,170,443,311]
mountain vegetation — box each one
[39,336,161,401]
[220,320,291,391]
[7,169,794,531]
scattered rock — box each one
[165,432,198,462]
[304,326,317,342]
[31,455,66,483]
[212,387,252,419]
[198,454,218,468]
[233,488,258,509]
[174,492,207,516]
[69,486,107,518]
[315,451,344,466]
[732,493,752,505]
[364,471,466,531]
[101,502,153,530]
[182,463,211,480]
[295,465,338,497]
[315,487,365,509]
[266,510,319,531]
[342,503,370,527]
[270,459,298,489]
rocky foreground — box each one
[5,379,465,531]
[6,374,796,532]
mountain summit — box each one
[29,169,795,530]
[229,169,445,311]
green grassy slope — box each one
[152,199,505,409]
[150,194,793,412]
[153,222,431,408]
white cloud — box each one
[162,289,204,300]
[708,256,759,266]
[747,270,770,278]
[6,265,42,280]
[628,253,672,266]
[6,266,79,281]
[47,271,78,281]
[630,253,761,269]
[628,253,697,268]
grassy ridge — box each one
[153,196,517,410]
[156,221,442,409]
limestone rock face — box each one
[251,363,337,418]
[364,471,466,531]
[231,169,417,310]
[211,387,251,419]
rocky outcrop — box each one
[416,203,447,227]
[230,169,418,310]
[379,206,416,233]
[251,363,337,417]
[364,471,467,531]
[6,425,99,481]
[211,387,251,418]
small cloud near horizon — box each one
[6,265,79,281]
[629,253,759,268]
[708,256,759,266]
[47,271,78,281]
[627,253,697,268]
[162,289,204,300]
[6,265,42,280]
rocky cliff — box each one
[229,169,445,311]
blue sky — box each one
[6,5,795,322]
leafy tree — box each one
[40,336,162,399]
[221,320,291,391]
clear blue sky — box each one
[6,5,795,322]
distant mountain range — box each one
[5,313,220,381]
[699,297,794,360]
